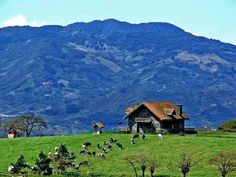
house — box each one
[7,129,18,139]
[124,101,189,133]
[92,122,104,134]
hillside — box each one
[0,19,236,133]
[0,132,235,177]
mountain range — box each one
[0,19,236,134]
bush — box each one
[218,119,236,132]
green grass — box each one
[0,132,235,177]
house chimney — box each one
[177,104,182,116]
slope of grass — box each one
[0,132,235,177]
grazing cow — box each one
[8,165,14,172]
[79,149,87,154]
[97,143,101,149]
[107,144,112,150]
[74,165,80,170]
[116,143,124,149]
[109,137,113,143]
[97,153,105,158]
[132,134,139,139]
[142,134,146,140]
[158,133,163,139]
[79,160,89,167]
[31,166,42,174]
[87,151,92,156]
[92,151,96,156]
[102,147,107,153]
[82,142,92,149]
[75,160,89,170]
[109,137,118,143]
[131,138,135,144]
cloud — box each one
[2,15,44,27]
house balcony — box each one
[135,117,152,123]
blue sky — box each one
[0,0,236,45]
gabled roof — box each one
[8,129,17,135]
[92,122,105,128]
[124,101,189,121]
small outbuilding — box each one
[92,122,104,134]
[7,129,18,139]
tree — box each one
[50,144,76,174]
[148,156,158,177]
[33,151,52,176]
[137,154,148,177]
[1,115,47,137]
[124,155,138,177]
[176,152,196,177]
[125,154,156,177]
[9,155,29,174]
[209,151,236,177]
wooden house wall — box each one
[128,105,156,133]
[127,105,185,133]
[8,133,15,139]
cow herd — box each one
[79,137,124,158]
[79,133,163,159]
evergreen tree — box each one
[50,144,76,174]
[33,151,52,175]
[10,155,29,174]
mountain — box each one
[0,19,236,134]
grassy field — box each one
[0,132,235,177]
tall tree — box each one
[1,115,47,137]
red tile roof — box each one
[8,129,17,135]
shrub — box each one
[218,119,236,132]
[179,132,186,136]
